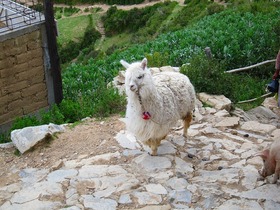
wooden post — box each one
[44,0,63,104]
[204,47,212,59]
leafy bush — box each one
[180,54,234,99]
[54,0,144,6]
[102,2,176,37]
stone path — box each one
[1,98,280,210]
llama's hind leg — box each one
[183,112,192,137]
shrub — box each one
[180,54,234,100]
[207,3,225,15]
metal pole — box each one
[44,0,63,104]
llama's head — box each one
[120,58,152,94]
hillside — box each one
[1,0,279,144]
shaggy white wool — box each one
[121,58,196,143]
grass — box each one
[57,14,99,45]
[95,33,132,53]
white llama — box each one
[121,58,196,155]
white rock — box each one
[82,195,118,210]
[166,177,189,190]
[168,189,192,203]
[241,121,276,134]
[1,199,62,210]
[217,198,263,210]
[215,117,240,127]
[115,130,141,149]
[132,153,171,172]
[191,168,240,185]
[47,169,78,183]
[241,165,259,190]
[197,93,232,111]
[214,109,230,117]
[11,123,65,154]
[237,184,280,203]
[175,157,194,175]
[145,184,167,195]
[133,191,162,205]
[118,194,132,204]
[157,140,177,155]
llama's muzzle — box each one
[130,85,137,91]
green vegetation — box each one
[57,14,101,63]
[2,0,279,144]
[54,0,144,6]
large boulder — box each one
[197,93,232,111]
[11,123,66,154]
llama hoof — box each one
[149,150,158,156]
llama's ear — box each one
[255,149,270,159]
[140,58,147,70]
[120,60,130,69]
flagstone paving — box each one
[1,103,280,210]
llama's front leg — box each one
[272,160,280,184]
[183,112,192,137]
[145,138,164,156]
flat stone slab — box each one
[241,121,276,134]
[11,123,65,154]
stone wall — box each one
[0,28,49,132]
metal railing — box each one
[0,0,45,34]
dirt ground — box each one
[0,115,127,188]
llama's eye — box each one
[137,75,144,79]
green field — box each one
[57,14,98,45]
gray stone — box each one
[170,135,186,146]
[217,198,262,210]
[115,130,140,149]
[133,191,162,205]
[201,126,221,135]
[60,206,81,210]
[10,181,63,204]
[157,140,177,155]
[191,168,240,185]
[145,184,167,194]
[214,109,230,117]
[132,154,172,172]
[263,200,280,210]
[215,117,240,127]
[47,169,78,183]
[241,121,276,134]
[82,195,118,210]
[237,184,280,202]
[65,188,79,206]
[11,123,65,154]
[135,205,171,210]
[197,93,232,111]
[118,194,132,204]
[1,199,62,210]
[245,106,279,123]
[19,168,49,187]
[166,177,188,190]
[241,165,259,190]
[168,189,192,203]
[78,165,128,178]
[175,157,193,176]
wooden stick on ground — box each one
[225,59,276,73]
